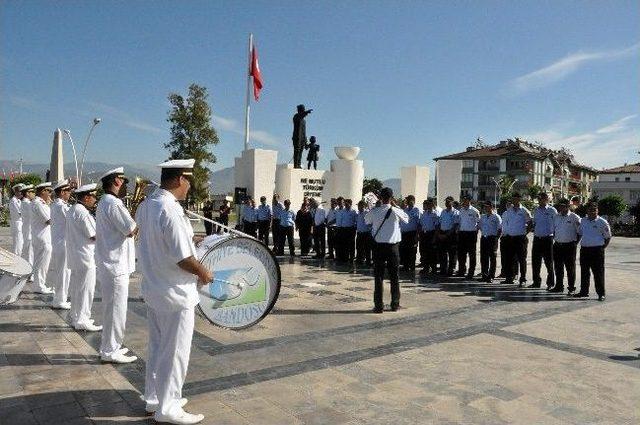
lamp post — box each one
[62,130,80,185]
[78,118,102,185]
[490,177,500,206]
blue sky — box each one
[2,1,638,179]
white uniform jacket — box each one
[95,194,136,277]
[136,189,198,312]
[66,204,96,270]
[9,196,22,228]
[21,198,33,241]
[31,197,51,245]
[51,198,70,252]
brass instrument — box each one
[129,177,150,217]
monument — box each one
[291,104,312,169]
[233,148,278,203]
[401,165,430,203]
[436,159,462,206]
[49,129,64,182]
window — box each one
[625,177,631,182]
[463,160,474,168]
[615,177,620,182]
[631,191,640,201]
[462,174,473,182]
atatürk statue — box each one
[292,104,312,169]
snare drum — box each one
[0,247,33,305]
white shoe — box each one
[75,322,103,332]
[154,409,203,425]
[100,352,137,364]
[33,286,54,294]
[117,347,129,355]
[51,302,71,310]
[146,398,188,414]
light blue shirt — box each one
[356,210,372,233]
[480,213,502,237]
[501,206,531,236]
[279,209,296,227]
[401,206,421,232]
[326,208,337,226]
[341,209,357,228]
[257,204,272,221]
[419,210,440,232]
[579,216,611,247]
[335,209,346,227]
[272,202,284,222]
[553,212,581,243]
[459,206,480,232]
[242,205,257,223]
[439,208,460,231]
[533,205,558,237]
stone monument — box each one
[401,165,430,202]
[233,148,278,202]
[49,128,64,182]
[436,159,462,206]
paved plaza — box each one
[0,227,639,424]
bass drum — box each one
[0,247,32,305]
[197,236,281,330]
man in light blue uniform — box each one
[334,197,348,261]
[400,195,421,272]
[479,201,502,283]
[574,202,611,301]
[501,192,532,286]
[550,198,581,294]
[419,198,440,274]
[531,192,558,289]
[325,198,338,260]
[241,198,257,238]
[437,196,460,276]
[457,195,480,278]
[256,196,272,246]
[356,200,372,266]
[277,199,296,256]
[271,194,284,251]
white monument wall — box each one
[233,149,277,202]
[436,160,462,206]
[275,164,330,209]
[330,159,364,202]
[401,165,430,202]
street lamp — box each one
[62,130,80,185]
[491,176,518,206]
[78,118,102,185]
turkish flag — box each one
[250,44,263,101]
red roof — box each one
[600,163,640,174]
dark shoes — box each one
[390,305,401,312]
[371,307,383,314]
[572,292,589,298]
[465,274,474,280]
[527,283,541,288]
[548,286,565,293]
[598,295,606,302]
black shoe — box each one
[598,295,605,302]
[371,307,383,314]
[503,280,514,285]
[455,271,466,277]
[527,283,541,288]
[390,305,401,312]
[548,286,564,293]
[487,278,493,284]
[567,288,576,295]
[477,276,487,282]
[572,292,589,298]
[465,274,474,280]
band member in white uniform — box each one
[95,167,138,364]
[9,183,25,255]
[50,179,72,309]
[67,184,102,332]
[31,182,54,294]
[21,184,35,266]
[137,159,210,424]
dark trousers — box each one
[439,232,457,275]
[278,226,295,256]
[356,231,372,265]
[503,235,528,283]
[532,236,555,287]
[457,231,478,276]
[373,243,400,310]
[345,228,356,261]
[217,216,228,233]
[243,220,257,238]
[580,246,605,296]
[299,226,312,255]
[553,242,577,291]
[499,236,518,277]
[258,220,270,246]
[307,160,317,170]
[204,219,213,236]
[327,226,336,258]
[272,222,281,249]
[480,235,498,279]
[313,225,326,258]
[293,145,303,168]
[419,231,438,272]
[400,231,418,270]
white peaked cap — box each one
[53,179,70,190]
[35,182,52,189]
[12,183,25,191]
[75,183,98,194]
[99,166,125,181]
[158,159,195,169]
[21,184,34,191]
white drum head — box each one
[198,237,280,329]
[0,247,32,276]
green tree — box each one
[362,177,383,195]
[165,84,220,202]
[12,173,43,187]
[527,184,542,200]
[597,194,627,218]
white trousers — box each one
[99,273,130,357]
[22,237,33,265]
[31,240,52,292]
[70,265,96,327]
[144,306,195,417]
[50,247,70,306]
[11,222,23,256]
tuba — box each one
[129,177,149,217]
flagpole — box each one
[243,33,253,152]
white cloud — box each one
[87,101,164,134]
[212,114,281,146]
[507,42,640,95]
[521,115,639,169]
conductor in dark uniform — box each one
[292,104,312,169]
[306,136,320,170]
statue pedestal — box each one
[234,149,278,202]
[275,164,330,209]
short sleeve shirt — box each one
[502,206,532,236]
[480,213,502,237]
[439,208,460,232]
[553,212,581,243]
[533,205,558,237]
[401,206,421,232]
[579,216,611,247]
[459,206,480,232]
[95,194,136,277]
[66,203,96,270]
[419,210,440,232]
